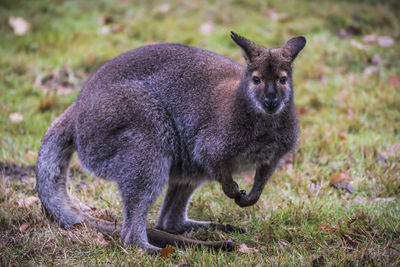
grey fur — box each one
[36,32,306,252]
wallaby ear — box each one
[231,31,260,64]
[282,36,306,61]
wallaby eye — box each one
[253,76,261,85]
[279,77,287,85]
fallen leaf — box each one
[389,74,400,88]
[377,36,394,47]
[286,227,297,231]
[330,171,351,184]
[330,171,354,193]
[338,132,347,140]
[160,244,175,258]
[19,222,30,233]
[173,265,190,267]
[8,17,31,35]
[237,243,258,253]
[297,106,307,116]
[96,232,108,246]
[199,21,214,35]
[9,113,24,123]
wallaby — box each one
[36,32,306,252]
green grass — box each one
[1,0,400,265]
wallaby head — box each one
[231,32,306,115]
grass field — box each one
[1,0,399,265]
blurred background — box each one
[0,0,399,265]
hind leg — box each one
[156,181,207,234]
[156,181,245,234]
[115,155,171,252]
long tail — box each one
[36,103,84,228]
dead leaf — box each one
[237,243,258,253]
[330,171,354,193]
[297,105,307,115]
[19,222,30,233]
[286,227,297,231]
[377,36,394,47]
[9,113,24,123]
[160,244,175,258]
[389,74,400,88]
[338,132,347,140]
[8,17,31,36]
[199,21,214,35]
[96,232,108,246]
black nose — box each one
[264,95,279,109]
